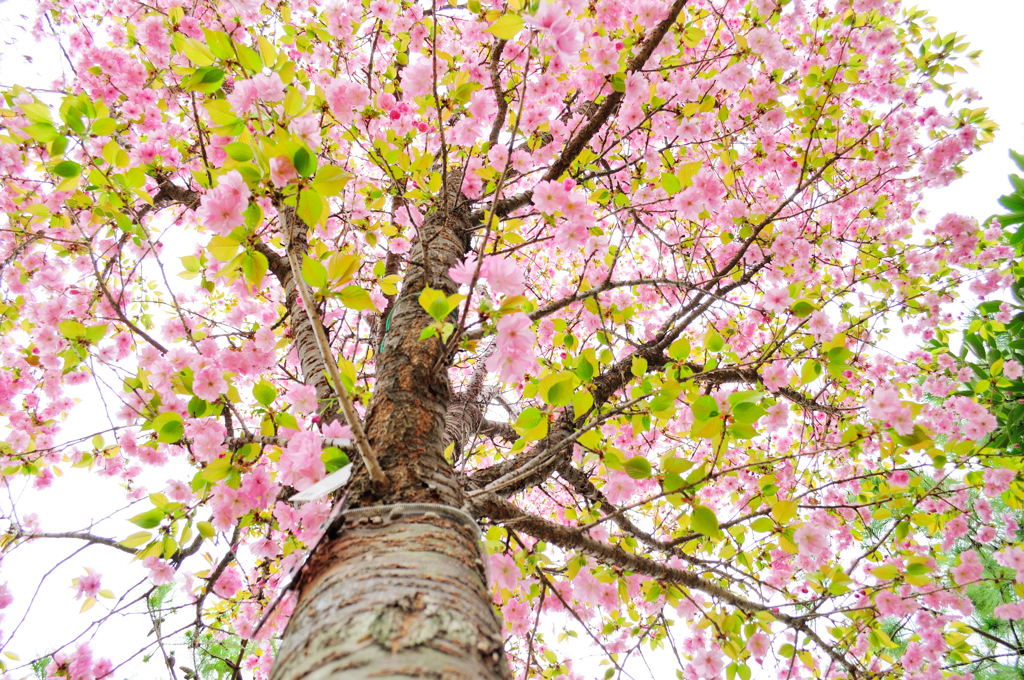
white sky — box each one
[1,0,1023,678]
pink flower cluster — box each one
[449,255,525,297]
[74,570,102,600]
[484,313,537,383]
[278,430,326,491]
[46,643,112,680]
[195,170,250,237]
[951,549,983,586]
[526,2,583,58]
[227,73,286,116]
[995,546,1024,582]
[865,385,915,436]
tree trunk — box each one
[270,506,506,679]
[272,180,511,679]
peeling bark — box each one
[273,509,509,680]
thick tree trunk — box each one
[270,506,506,679]
[272,180,511,679]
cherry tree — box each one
[0,0,1019,679]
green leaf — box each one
[572,389,594,415]
[119,531,152,549]
[751,517,775,533]
[296,189,325,227]
[690,395,720,421]
[772,500,798,524]
[516,407,544,430]
[130,508,165,530]
[419,287,448,321]
[791,299,816,317]
[870,565,900,581]
[302,256,329,289]
[241,251,268,285]
[545,379,573,407]
[311,165,349,196]
[293,146,316,177]
[692,505,720,537]
[631,355,648,377]
[452,81,480,104]
[202,28,234,60]
[52,161,82,178]
[660,172,681,195]
[321,447,350,473]
[224,142,252,162]
[24,123,59,143]
[153,412,185,444]
[705,328,724,353]
[235,43,263,72]
[623,457,652,479]
[252,380,277,407]
[207,235,240,262]
[186,66,225,93]
[197,521,216,538]
[486,14,524,40]
[91,117,117,135]
[340,285,374,310]
[669,338,690,361]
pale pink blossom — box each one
[270,156,298,187]
[252,73,286,102]
[193,367,228,401]
[74,570,103,600]
[490,552,519,590]
[213,566,244,599]
[983,468,1016,497]
[746,632,770,661]
[603,470,638,504]
[482,258,525,297]
[793,522,829,559]
[761,286,792,313]
[142,557,175,585]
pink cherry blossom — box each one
[604,470,638,505]
[389,237,411,254]
[952,549,983,586]
[793,522,829,559]
[983,468,1016,497]
[761,286,792,313]
[449,254,479,285]
[270,156,298,187]
[74,570,102,600]
[690,644,725,679]
[889,470,910,487]
[762,362,791,392]
[213,566,244,599]
[482,258,525,297]
[490,552,520,591]
[142,557,175,586]
[745,632,770,661]
[252,73,286,102]
[287,383,318,414]
[278,431,325,490]
[192,367,228,402]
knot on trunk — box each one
[369,592,476,654]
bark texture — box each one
[272,177,511,679]
[272,508,508,680]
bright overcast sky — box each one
[0,0,1023,676]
